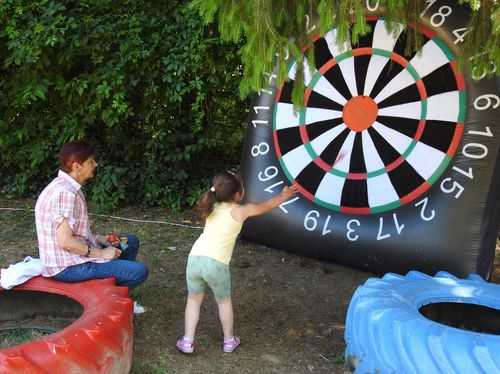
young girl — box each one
[176,170,299,354]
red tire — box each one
[0,276,133,374]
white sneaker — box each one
[133,301,146,314]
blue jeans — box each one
[53,234,148,290]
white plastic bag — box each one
[0,256,43,290]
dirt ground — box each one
[1,197,499,374]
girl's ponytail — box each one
[195,188,216,223]
[195,170,243,223]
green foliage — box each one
[191,0,500,110]
[2,0,497,210]
[458,0,499,78]
[89,165,127,212]
[0,327,47,347]
[0,0,247,211]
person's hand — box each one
[96,234,108,246]
[281,183,300,198]
[100,246,122,260]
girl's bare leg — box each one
[216,297,234,339]
[184,293,205,339]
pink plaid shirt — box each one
[35,170,106,276]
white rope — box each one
[0,208,34,212]
[0,207,203,230]
[91,213,202,229]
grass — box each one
[1,197,499,373]
[0,327,48,348]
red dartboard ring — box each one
[0,276,133,374]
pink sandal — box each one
[176,336,194,354]
[223,336,240,353]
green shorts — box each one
[186,255,231,300]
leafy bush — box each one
[0,0,248,210]
[89,165,127,211]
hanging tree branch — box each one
[190,0,500,109]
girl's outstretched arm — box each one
[231,184,299,223]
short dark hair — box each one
[59,140,95,173]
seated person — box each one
[34,140,148,312]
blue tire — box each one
[344,271,500,373]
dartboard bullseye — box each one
[273,17,466,214]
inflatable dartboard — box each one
[240,0,500,278]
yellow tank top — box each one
[189,202,243,265]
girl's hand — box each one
[281,183,300,198]
[231,182,300,222]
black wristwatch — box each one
[84,244,91,257]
